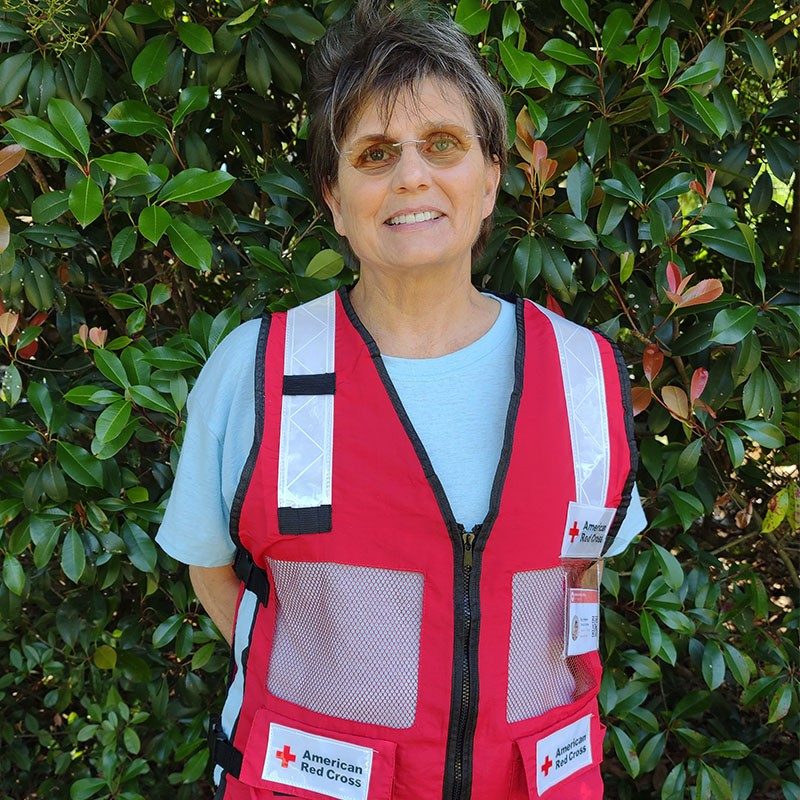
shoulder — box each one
[187,317,265,427]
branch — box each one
[763,530,800,590]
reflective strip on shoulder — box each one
[534,303,610,508]
[278,291,336,531]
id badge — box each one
[564,560,601,657]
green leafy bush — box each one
[0,1,797,798]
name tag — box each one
[262,722,373,800]
[565,588,600,656]
[560,502,616,559]
[536,715,593,794]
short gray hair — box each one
[306,0,508,266]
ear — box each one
[323,181,347,237]
[481,156,502,220]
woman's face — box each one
[323,77,501,281]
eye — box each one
[355,143,396,168]
[425,132,461,155]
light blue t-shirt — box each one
[155,296,646,566]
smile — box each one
[386,210,444,226]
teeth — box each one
[387,210,442,225]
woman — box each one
[156,2,646,798]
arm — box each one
[189,564,240,646]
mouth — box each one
[385,210,445,227]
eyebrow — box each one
[348,120,468,145]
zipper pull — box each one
[462,531,475,569]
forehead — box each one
[346,77,473,141]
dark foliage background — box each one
[0,0,797,798]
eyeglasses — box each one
[340,127,482,175]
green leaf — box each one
[741,30,775,82]
[561,0,594,35]
[698,764,733,800]
[56,441,104,488]
[93,645,117,670]
[123,521,158,572]
[138,205,172,244]
[31,189,70,223]
[93,152,150,180]
[541,39,596,67]
[3,117,78,163]
[652,543,684,590]
[173,85,209,127]
[3,555,25,596]
[673,61,721,87]
[512,235,542,292]
[111,226,137,266]
[662,38,679,80]
[70,778,107,800]
[767,683,792,723]
[525,56,557,92]
[619,250,634,283]
[661,763,686,800]
[61,528,86,584]
[610,725,640,778]
[693,226,752,262]
[685,89,727,138]
[152,613,184,647]
[158,169,235,203]
[167,220,213,270]
[0,418,37,444]
[129,385,173,414]
[0,52,33,106]
[94,349,130,388]
[264,6,325,44]
[546,214,597,246]
[722,642,751,688]
[639,610,662,657]
[47,98,89,157]
[143,346,200,371]
[735,222,764,292]
[566,160,593,221]
[132,34,175,90]
[454,0,489,35]
[649,172,693,202]
[95,399,132,442]
[177,21,214,54]
[68,177,104,227]
[104,100,169,139]
[498,40,531,86]
[735,420,785,449]
[602,8,633,50]
[540,240,574,300]
[584,118,610,166]
[701,640,726,690]
[597,195,627,235]
[711,306,758,345]
[305,249,344,279]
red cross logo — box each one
[541,754,553,776]
[275,745,296,768]
[569,521,580,542]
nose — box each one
[390,141,431,190]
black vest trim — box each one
[233,547,270,606]
[209,714,243,778]
[283,372,336,395]
[278,505,332,534]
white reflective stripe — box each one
[215,589,260,784]
[536,303,610,507]
[279,292,336,511]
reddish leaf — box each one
[694,399,717,418]
[0,144,25,179]
[78,323,89,348]
[665,290,683,305]
[30,311,48,326]
[662,385,689,420]
[705,167,716,196]
[690,367,709,402]
[666,261,682,293]
[643,344,664,382]
[541,158,558,184]
[89,326,107,347]
[0,311,19,337]
[18,339,38,359]
[676,278,723,308]
[676,273,694,295]
[546,294,564,316]
[515,108,536,161]
[689,180,706,199]
[516,162,534,188]
[632,386,652,416]
[531,139,548,172]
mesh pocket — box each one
[507,567,595,723]
[267,559,424,729]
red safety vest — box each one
[209,287,636,800]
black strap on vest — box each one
[278,371,335,535]
[208,715,243,778]
[233,548,269,606]
[283,372,335,395]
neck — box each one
[348,269,500,358]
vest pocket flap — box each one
[514,709,605,798]
[238,707,396,800]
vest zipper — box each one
[452,523,481,800]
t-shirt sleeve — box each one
[155,321,261,568]
[604,483,647,558]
